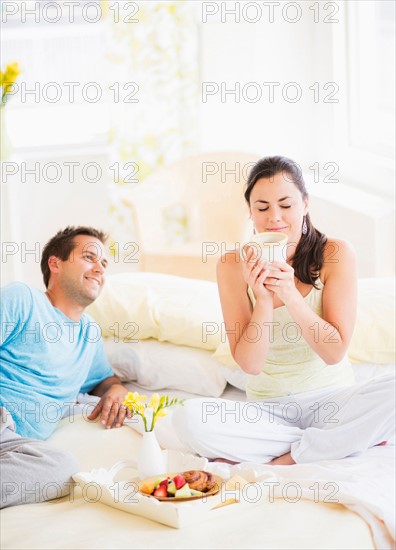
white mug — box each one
[241,232,288,263]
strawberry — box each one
[159,478,170,488]
[173,475,186,490]
[153,486,168,498]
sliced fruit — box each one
[167,480,177,496]
[175,484,192,498]
[139,482,156,495]
[173,475,186,490]
[190,488,206,496]
[153,486,168,498]
[159,478,170,488]
[154,477,168,489]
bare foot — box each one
[213,453,297,466]
[212,457,239,465]
[268,452,296,465]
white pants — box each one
[171,373,395,463]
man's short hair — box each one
[41,226,108,288]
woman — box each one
[219,155,356,400]
[173,156,394,465]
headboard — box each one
[122,154,395,280]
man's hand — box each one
[88,382,132,429]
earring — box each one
[302,216,307,235]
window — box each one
[347,0,395,158]
[326,0,395,197]
[2,1,109,151]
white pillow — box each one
[221,364,249,391]
[87,273,223,351]
[154,278,223,351]
[348,278,395,363]
[103,338,227,397]
[88,273,395,363]
[87,274,158,340]
[214,278,396,367]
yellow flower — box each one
[147,393,160,411]
[124,392,147,414]
[124,391,146,405]
[1,62,21,105]
[4,62,21,83]
[123,391,184,432]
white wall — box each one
[1,2,394,286]
[307,177,395,278]
[197,3,395,278]
[199,12,317,168]
[198,3,395,200]
[1,149,111,289]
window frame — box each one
[327,0,395,198]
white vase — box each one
[137,430,166,480]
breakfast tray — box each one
[73,450,271,529]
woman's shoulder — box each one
[217,251,241,270]
[216,251,245,284]
[321,237,357,282]
[323,237,356,259]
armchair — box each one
[124,151,260,281]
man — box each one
[0,226,130,508]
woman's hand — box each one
[263,261,300,304]
[242,247,274,303]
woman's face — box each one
[248,172,309,254]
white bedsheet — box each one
[1,417,378,550]
[71,362,396,550]
[208,446,396,550]
[2,361,394,549]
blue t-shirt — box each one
[0,282,114,440]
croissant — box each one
[182,470,216,492]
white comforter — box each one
[75,391,395,549]
[2,414,392,550]
[210,446,395,550]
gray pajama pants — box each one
[0,408,79,509]
[172,373,395,463]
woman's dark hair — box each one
[244,156,327,287]
[41,226,108,288]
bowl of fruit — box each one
[139,470,222,501]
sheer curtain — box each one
[103,1,199,251]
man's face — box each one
[54,235,108,307]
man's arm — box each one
[90,375,123,397]
[87,376,132,429]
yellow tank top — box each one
[214,278,355,400]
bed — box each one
[1,273,395,550]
